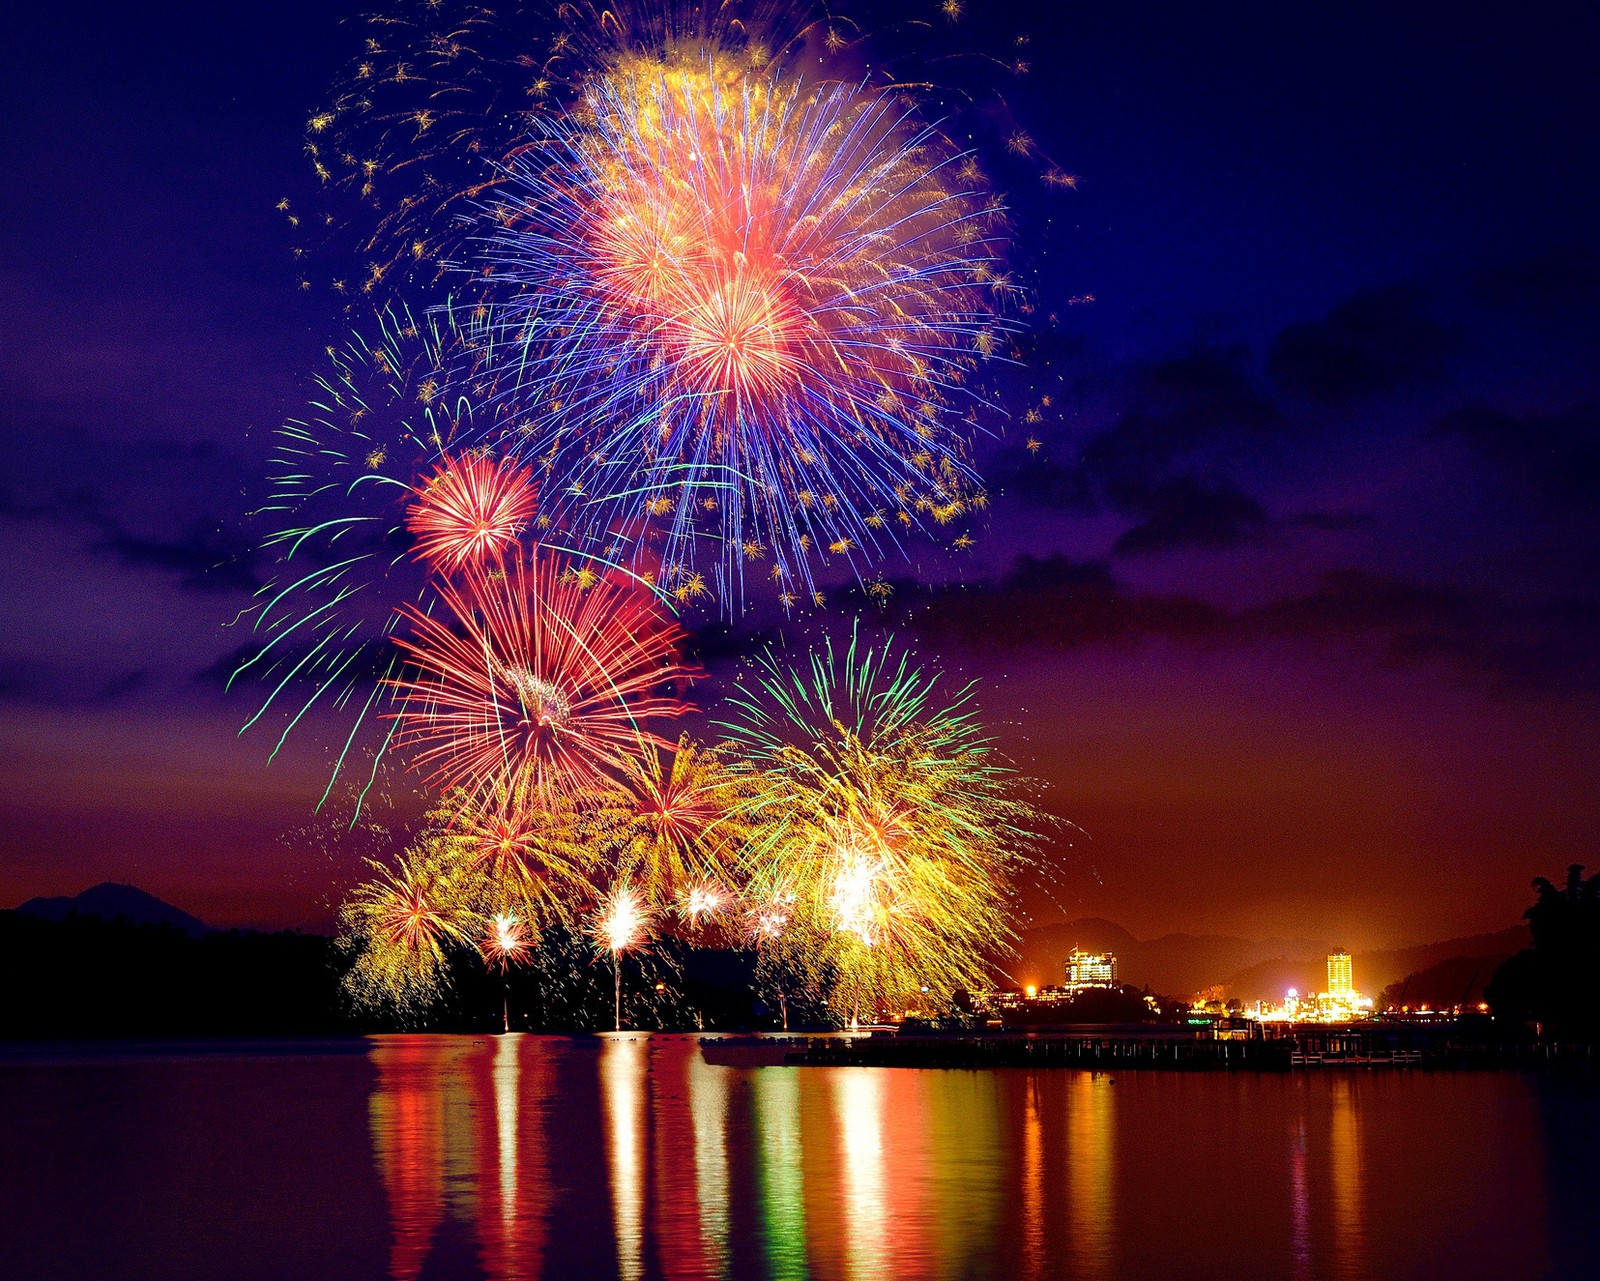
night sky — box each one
[4,0,1598,949]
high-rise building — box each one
[1327,950,1353,997]
[1065,948,1117,992]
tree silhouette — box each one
[1486,864,1600,1039]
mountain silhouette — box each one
[1218,926,1529,1003]
[1015,917,1528,1000]
[1012,917,1327,996]
[16,883,209,938]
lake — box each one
[1,1035,1595,1279]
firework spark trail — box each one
[722,624,1044,1017]
[461,59,1011,605]
[594,882,652,957]
[289,0,827,299]
[342,841,473,1013]
[387,546,693,805]
[240,304,512,810]
[406,452,537,572]
[594,734,749,911]
[454,786,603,928]
[482,911,533,972]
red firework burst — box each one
[405,452,536,572]
[389,549,692,803]
[459,798,543,880]
[481,913,532,973]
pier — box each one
[700,1026,1599,1071]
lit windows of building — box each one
[1065,948,1117,993]
[1327,949,1354,997]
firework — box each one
[388,547,692,805]
[481,910,532,1032]
[594,734,747,911]
[406,452,537,572]
[290,0,821,301]
[342,839,471,1013]
[239,303,511,811]
[593,880,652,1030]
[741,886,796,944]
[481,912,533,972]
[466,59,1009,604]
[455,787,602,929]
[678,883,727,927]
[722,625,1042,1021]
[593,882,651,957]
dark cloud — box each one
[0,660,155,708]
[90,520,262,594]
[1109,475,1268,555]
[1283,510,1374,533]
[1269,285,1455,403]
[93,668,153,703]
[990,345,1282,548]
[1256,573,1600,696]
[1435,404,1600,512]
[908,555,1225,651]
[1474,245,1600,320]
[1082,345,1280,486]
[902,557,1600,695]
[0,483,100,523]
[987,441,1095,512]
[1248,569,1471,645]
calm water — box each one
[2,1035,1596,1280]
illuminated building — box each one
[1311,949,1371,1021]
[1065,949,1117,993]
[1247,953,1375,1025]
[1327,950,1354,998]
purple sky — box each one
[3,0,1598,948]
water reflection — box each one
[1328,1077,1367,1280]
[1021,1077,1045,1280]
[603,1036,648,1281]
[687,1051,732,1278]
[752,1069,806,1280]
[369,1037,446,1281]
[357,1036,1578,1281]
[1290,1116,1311,1281]
[1067,1070,1116,1281]
[836,1071,888,1281]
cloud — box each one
[1474,245,1600,321]
[1248,569,1471,644]
[89,520,262,594]
[1282,510,1374,533]
[0,659,156,708]
[0,472,265,595]
[990,345,1283,553]
[1435,404,1600,512]
[1109,475,1268,555]
[1082,345,1281,487]
[1268,285,1455,404]
[93,668,153,703]
[901,557,1600,695]
[908,555,1226,651]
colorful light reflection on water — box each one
[360,1035,1589,1281]
[1,1036,1597,1279]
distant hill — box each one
[1377,953,1504,1009]
[1015,917,1528,1001]
[1013,918,1327,996]
[1217,926,1529,1002]
[16,883,209,938]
